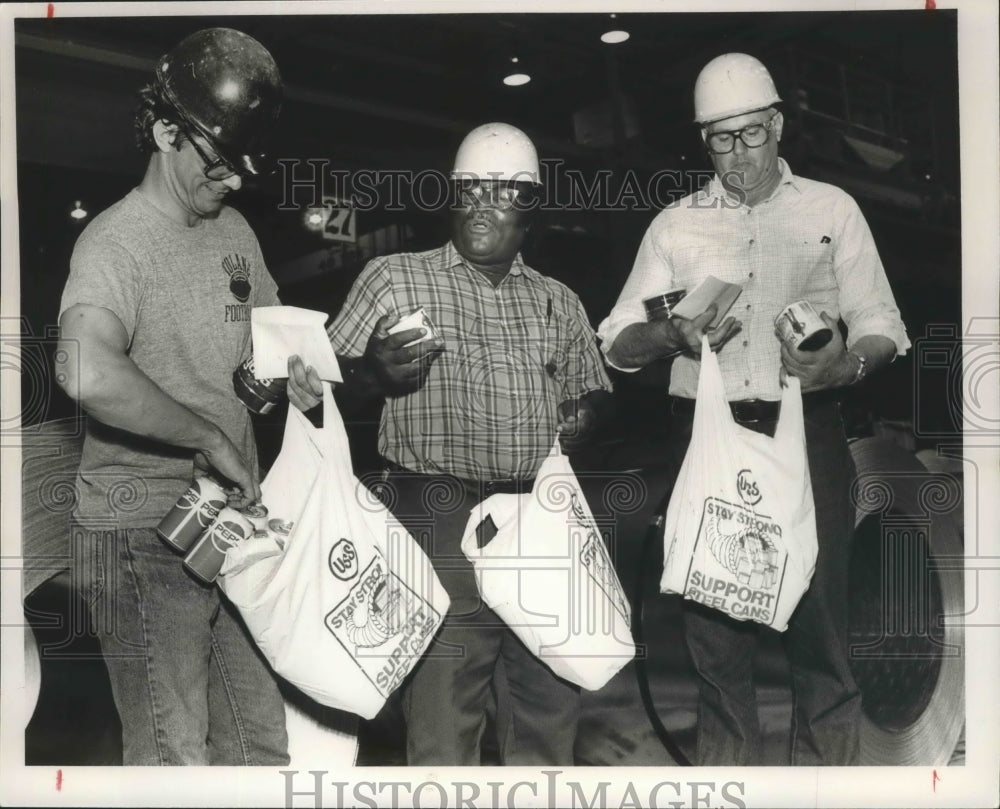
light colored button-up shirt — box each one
[597,159,910,401]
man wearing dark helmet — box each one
[55,28,288,765]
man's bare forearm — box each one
[57,336,226,453]
[605,322,680,369]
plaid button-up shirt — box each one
[329,241,611,480]
[598,159,910,401]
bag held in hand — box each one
[461,440,635,690]
[218,383,450,718]
[660,336,818,631]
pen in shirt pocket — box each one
[546,297,553,325]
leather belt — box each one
[382,460,535,497]
[670,390,841,425]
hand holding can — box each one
[774,301,833,351]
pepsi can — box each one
[233,355,287,415]
[157,477,228,553]
[183,507,253,584]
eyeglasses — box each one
[704,116,777,154]
[179,125,239,180]
[457,182,523,210]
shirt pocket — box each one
[782,217,835,294]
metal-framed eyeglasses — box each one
[704,116,778,155]
[179,125,240,180]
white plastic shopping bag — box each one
[218,383,450,718]
[461,440,635,690]
[660,336,818,631]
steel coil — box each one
[848,437,964,765]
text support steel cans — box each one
[233,355,287,415]
[183,507,253,584]
[643,289,687,321]
[157,477,228,553]
[775,300,833,351]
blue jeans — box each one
[380,469,581,766]
[671,401,862,766]
[75,524,289,765]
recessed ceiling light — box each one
[503,73,531,87]
[601,30,630,44]
[70,200,88,220]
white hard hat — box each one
[693,53,781,125]
[451,122,541,185]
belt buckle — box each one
[484,478,512,497]
[731,400,761,424]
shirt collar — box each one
[443,239,532,279]
[705,157,800,204]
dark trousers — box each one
[379,468,580,766]
[670,401,862,765]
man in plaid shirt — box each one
[289,123,612,765]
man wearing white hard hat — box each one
[599,54,909,765]
[289,123,612,764]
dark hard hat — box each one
[156,28,283,176]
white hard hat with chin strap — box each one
[451,122,541,185]
[694,53,781,126]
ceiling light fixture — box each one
[600,30,630,44]
[303,208,326,231]
[70,200,88,220]
[601,13,630,44]
[503,73,531,87]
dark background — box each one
[15,9,962,462]
[14,7,967,770]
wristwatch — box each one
[848,350,869,385]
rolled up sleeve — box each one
[597,224,675,372]
[833,196,911,356]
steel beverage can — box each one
[243,502,269,534]
[775,300,833,351]
[157,476,228,553]
[387,308,440,347]
[642,289,687,321]
[233,355,287,415]
[267,518,294,550]
[268,517,294,537]
[183,506,253,584]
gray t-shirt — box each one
[59,189,281,528]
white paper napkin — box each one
[251,306,342,381]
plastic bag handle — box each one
[693,335,736,430]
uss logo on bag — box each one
[736,469,762,505]
[329,538,359,580]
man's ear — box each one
[151,119,180,154]
[772,111,784,142]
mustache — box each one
[463,210,497,226]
